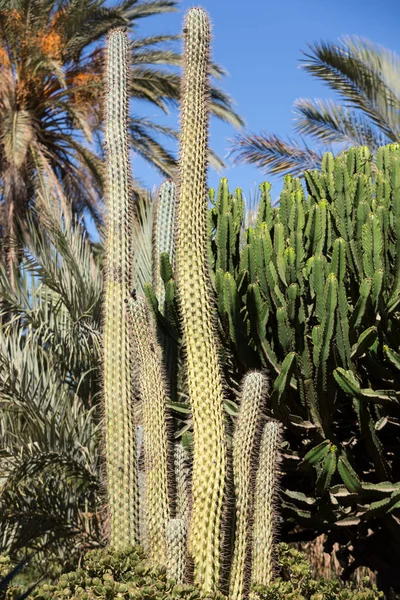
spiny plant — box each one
[206,150,400,591]
[102,9,282,598]
[103,28,139,549]
[175,8,227,592]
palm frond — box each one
[133,190,154,294]
[293,98,388,150]
[229,132,324,176]
[301,37,400,141]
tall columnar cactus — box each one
[127,296,172,565]
[175,8,227,593]
[103,28,139,548]
[153,181,177,308]
[251,420,281,587]
[229,372,268,600]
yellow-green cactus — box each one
[174,443,191,527]
[230,372,268,600]
[175,7,227,593]
[166,518,187,584]
[128,295,173,565]
[251,420,282,587]
[103,28,139,548]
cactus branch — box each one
[103,28,139,548]
[176,7,227,593]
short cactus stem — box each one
[174,443,191,527]
[176,7,227,593]
[166,518,187,584]
[251,420,282,587]
[230,372,268,600]
[103,28,139,548]
[153,181,177,308]
[128,295,173,565]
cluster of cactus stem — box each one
[103,3,400,595]
[102,9,281,598]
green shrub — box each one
[26,546,381,600]
[252,544,382,599]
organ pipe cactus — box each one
[175,8,227,593]
[127,296,173,565]
[103,8,283,597]
[229,372,269,600]
[103,28,139,549]
[251,420,281,587]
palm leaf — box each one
[230,132,324,176]
[293,98,388,150]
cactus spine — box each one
[251,420,281,587]
[230,372,268,600]
[166,519,187,584]
[176,8,227,593]
[128,296,172,565]
[103,28,139,548]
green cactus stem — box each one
[153,181,177,309]
[229,372,268,600]
[175,7,227,593]
[251,420,281,587]
[127,295,173,565]
[166,518,187,584]
[103,28,139,548]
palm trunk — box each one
[3,167,28,287]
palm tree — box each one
[230,36,400,176]
[0,171,156,575]
[0,189,103,574]
[0,0,243,275]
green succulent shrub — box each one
[200,148,400,591]
[150,149,400,593]
[22,546,380,600]
[252,544,383,600]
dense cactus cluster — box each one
[102,10,282,598]
[100,4,400,598]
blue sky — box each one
[132,0,400,202]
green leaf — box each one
[273,352,297,399]
[337,455,361,493]
[334,368,361,396]
[316,447,337,496]
[283,490,316,506]
[360,388,400,404]
[351,326,378,359]
[384,345,400,372]
[303,439,331,466]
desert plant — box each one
[102,10,283,598]
[206,147,400,592]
